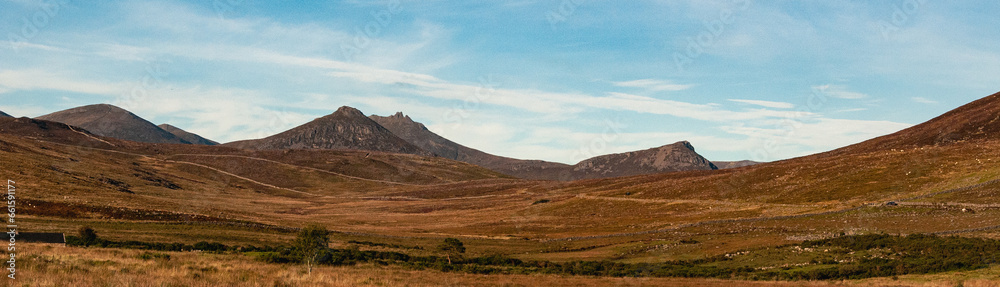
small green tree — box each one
[78,226,98,246]
[294,225,331,274]
[437,238,465,264]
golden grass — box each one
[13,244,1000,287]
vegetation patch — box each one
[348,240,424,250]
[136,251,171,260]
[66,226,1000,281]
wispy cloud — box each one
[832,108,868,114]
[321,58,804,121]
[0,69,125,95]
[721,118,912,160]
[813,84,869,100]
[728,99,795,109]
[911,97,938,104]
[612,79,694,92]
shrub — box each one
[255,252,295,264]
[137,252,171,260]
[437,238,466,264]
[78,226,98,246]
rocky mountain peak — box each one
[672,141,696,151]
[223,106,429,155]
[334,106,365,117]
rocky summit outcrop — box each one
[36,104,190,145]
[369,112,463,159]
[567,141,718,180]
[225,106,429,155]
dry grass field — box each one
[15,244,1000,287]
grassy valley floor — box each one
[10,243,1000,287]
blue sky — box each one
[2,0,999,164]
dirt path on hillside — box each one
[167,153,421,186]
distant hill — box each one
[567,141,717,180]
[0,111,11,118]
[713,160,761,169]
[225,106,429,155]
[158,124,219,145]
[372,112,717,180]
[36,104,191,145]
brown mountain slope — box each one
[835,91,1000,154]
[158,124,219,145]
[370,112,570,180]
[36,104,191,145]
[0,110,11,118]
[224,106,429,156]
[371,112,718,180]
[567,141,717,180]
[0,117,119,149]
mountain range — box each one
[370,112,719,180]
[223,106,429,156]
[225,108,720,180]
[33,104,747,180]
